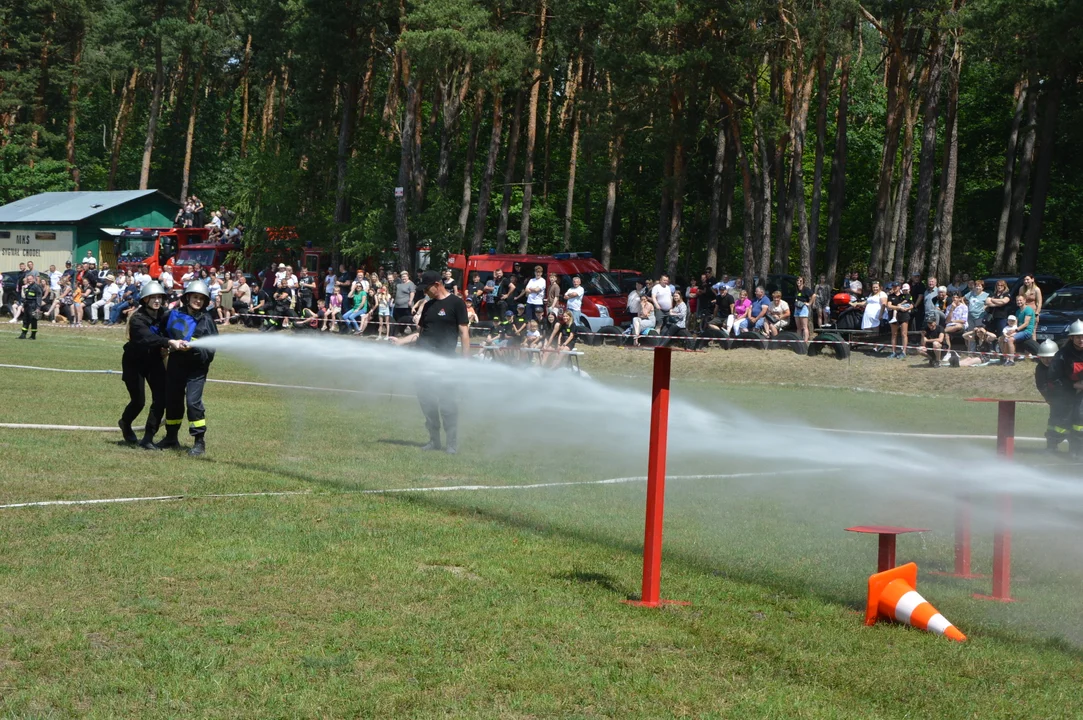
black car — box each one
[1035,283,1083,344]
[2,270,21,315]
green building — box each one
[0,190,176,272]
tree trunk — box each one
[382,49,403,139]
[29,13,54,159]
[458,90,484,240]
[139,36,165,190]
[600,134,622,269]
[518,0,547,251]
[1021,80,1061,273]
[868,16,906,277]
[108,66,139,190]
[180,41,208,201]
[790,64,816,282]
[437,63,471,192]
[808,51,834,278]
[889,95,918,279]
[725,99,756,289]
[930,38,962,283]
[754,117,772,279]
[66,29,83,189]
[664,140,686,277]
[496,90,524,251]
[825,44,850,286]
[471,91,504,254]
[993,78,1027,272]
[410,80,426,212]
[561,107,581,251]
[1004,75,1037,274]
[395,75,418,273]
[655,143,674,277]
[907,32,944,277]
[240,34,252,157]
[705,113,727,275]
[542,76,554,201]
[334,77,360,228]
[260,73,276,150]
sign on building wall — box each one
[0,229,74,272]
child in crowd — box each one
[324,287,342,331]
[375,283,392,339]
[524,320,542,349]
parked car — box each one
[1035,283,1083,344]
[608,268,645,295]
[2,270,21,316]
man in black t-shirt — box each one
[393,270,470,454]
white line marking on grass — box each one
[0,469,831,510]
[0,423,143,431]
[783,425,1046,443]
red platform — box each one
[845,525,928,573]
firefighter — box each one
[158,279,218,456]
[1035,339,1071,453]
[119,281,186,449]
[1058,320,1083,459]
[17,275,43,340]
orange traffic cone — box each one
[865,562,966,642]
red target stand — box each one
[953,398,1041,602]
[623,346,690,609]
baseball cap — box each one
[419,270,442,287]
[464,297,473,304]
[504,310,514,317]
[901,283,910,291]
[278,263,286,269]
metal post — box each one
[975,494,1016,602]
[996,400,1016,458]
[877,534,896,573]
[624,346,687,608]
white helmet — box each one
[1068,320,1083,337]
[1037,339,1059,358]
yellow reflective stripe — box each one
[190,419,206,428]
[1051,426,1068,434]
[165,419,183,426]
[1073,425,1083,433]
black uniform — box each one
[1056,342,1083,456]
[160,303,218,448]
[19,282,43,338]
[120,306,170,445]
[415,293,469,452]
[1036,357,1072,449]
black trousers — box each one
[1046,394,1073,443]
[417,376,457,445]
[165,361,208,437]
[393,307,413,334]
[121,352,167,436]
[21,310,38,333]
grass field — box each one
[1,324,1082,718]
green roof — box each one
[0,191,171,223]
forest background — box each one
[1,0,1081,283]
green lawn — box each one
[1,326,1081,718]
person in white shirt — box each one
[91,276,120,322]
[651,274,674,324]
[274,263,287,285]
[564,275,585,325]
[524,265,547,319]
[81,251,97,266]
[47,265,62,292]
[158,271,175,299]
[284,268,298,289]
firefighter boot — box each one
[444,426,458,456]
[188,436,206,457]
[18,331,26,339]
[118,420,138,444]
[156,424,182,450]
[1046,436,1060,453]
[1069,437,1083,461]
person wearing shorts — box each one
[998,294,1034,366]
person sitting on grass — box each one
[748,286,771,333]
[543,311,577,368]
[921,317,946,367]
[998,294,1034,366]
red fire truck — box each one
[116,227,240,284]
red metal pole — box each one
[954,497,973,577]
[876,534,896,573]
[996,400,1016,458]
[624,346,687,608]
[640,346,671,606]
